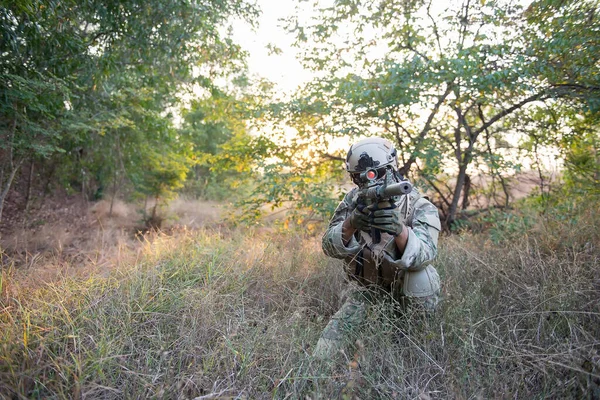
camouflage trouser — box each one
[312,284,371,359]
[396,289,441,312]
[313,283,440,359]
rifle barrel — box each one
[363,181,413,199]
[383,182,413,197]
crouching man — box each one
[315,137,442,358]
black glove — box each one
[348,206,371,232]
[371,206,404,236]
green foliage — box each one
[0,0,260,222]
[266,0,600,228]
[523,0,600,106]
[236,163,343,226]
[564,134,600,194]
[179,89,267,202]
[562,113,600,195]
[229,119,348,225]
[460,186,600,252]
[477,207,537,244]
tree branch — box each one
[458,0,471,52]
[473,91,548,136]
[396,44,431,63]
[453,109,463,162]
[319,152,345,162]
[478,104,510,208]
[392,120,412,139]
[398,83,453,175]
[440,133,458,153]
[426,0,443,56]
[415,164,451,208]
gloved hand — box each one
[371,206,404,236]
[348,206,371,232]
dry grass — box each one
[0,227,345,399]
[0,198,225,284]
[0,200,599,399]
[165,198,223,229]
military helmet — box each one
[345,137,398,173]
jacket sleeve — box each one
[381,197,441,271]
[321,189,363,259]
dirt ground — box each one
[0,194,224,283]
[0,169,551,283]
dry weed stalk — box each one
[0,201,598,398]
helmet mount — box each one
[357,152,381,170]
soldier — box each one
[315,137,442,358]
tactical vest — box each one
[344,189,425,290]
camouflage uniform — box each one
[314,186,441,358]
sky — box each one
[232,0,316,95]
[229,0,561,172]
[231,0,461,96]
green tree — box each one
[0,0,259,225]
[180,88,253,200]
[271,0,599,228]
[522,0,600,197]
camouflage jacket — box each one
[322,187,441,289]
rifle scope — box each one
[359,168,378,182]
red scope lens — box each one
[366,170,377,180]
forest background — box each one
[1,0,599,398]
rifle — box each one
[357,168,413,244]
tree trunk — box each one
[110,135,123,217]
[152,195,158,220]
[446,163,469,228]
[461,173,471,210]
[109,168,118,217]
[109,193,115,217]
[0,167,4,202]
[43,162,56,196]
[594,143,600,184]
[500,175,510,208]
[81,168,87,206]
[448,105,481,228]
[1,115,19,225]
[0,163,21,225]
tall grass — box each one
[0,228,344,399]
[1,200,599,399]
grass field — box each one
[1,200,599,399]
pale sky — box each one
[232,0,462,96]
[233,0,316,95]
[230,0,559,171]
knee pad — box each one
[403,264,440,298]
